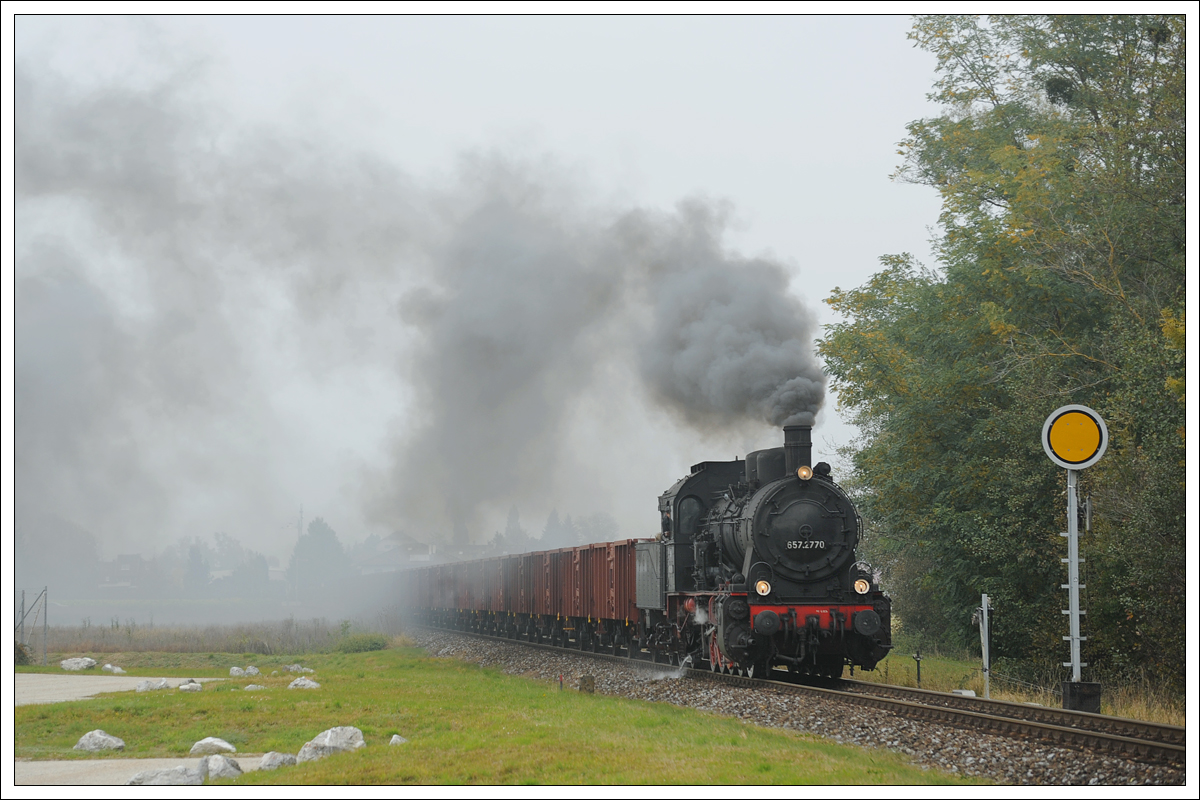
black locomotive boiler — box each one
[639,424,892,677]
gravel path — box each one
[14,756,264,786]
[411,629,1185,786]
[15,674,220,705]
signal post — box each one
[1042,404,1107,713]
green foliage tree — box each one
[821,15,1184,685]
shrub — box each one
[334,633,388,653]
[15,642,33,666]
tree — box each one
[185,543,211,595]
[14,511,100,598]
[541,509,565,548]
[503,506,533,551]
[822,15,1184,684]
[575,512,619,545]
[287,517,352,597]
[229,552,270,597]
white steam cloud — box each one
[15,57,825,554]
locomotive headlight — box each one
[796,465,814,481]
[755,580,772,596]
[854,578,871,595]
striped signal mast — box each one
[1042,404,1107,713]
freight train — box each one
[404,424,892,678]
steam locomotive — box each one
[406,424,892,679]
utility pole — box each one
[977,594,992,699]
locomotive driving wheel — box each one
[817,655,844,679]
[707,631,725,672]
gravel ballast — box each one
[410,629,1183,786]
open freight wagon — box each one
[404,540,653,654]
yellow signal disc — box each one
[1042,404,1107,469]
[1048,411,1102,463]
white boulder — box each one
[74,730,125,751]
[229,666,245,677]
[389,734,408,745]
[189,736,237,756]
[296,726,366,763]
[199,754,243,780]
[136,678,169,692]
[179,682,202,693]
[245,665,261,675]
[259,751,297,771]
[102,663,126,674]
[61,657,97,671]
[126,766,203,785]
[288,676,320,689]
[244,684,266,691]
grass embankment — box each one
[855,641,1185,727]
[25,617,387,655]
[16,646,979,785]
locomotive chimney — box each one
[784,424,812,476]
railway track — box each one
[418,623,1185,768]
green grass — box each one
[854,648,981,694]
[18,649,325,676]
[16,646,981,785]
[857,641,1185,726]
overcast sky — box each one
[10,14,947,561]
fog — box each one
[14,50,822,578]
[11,16,944,623]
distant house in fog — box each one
[98,554,147,590]
[351,532,455,575]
